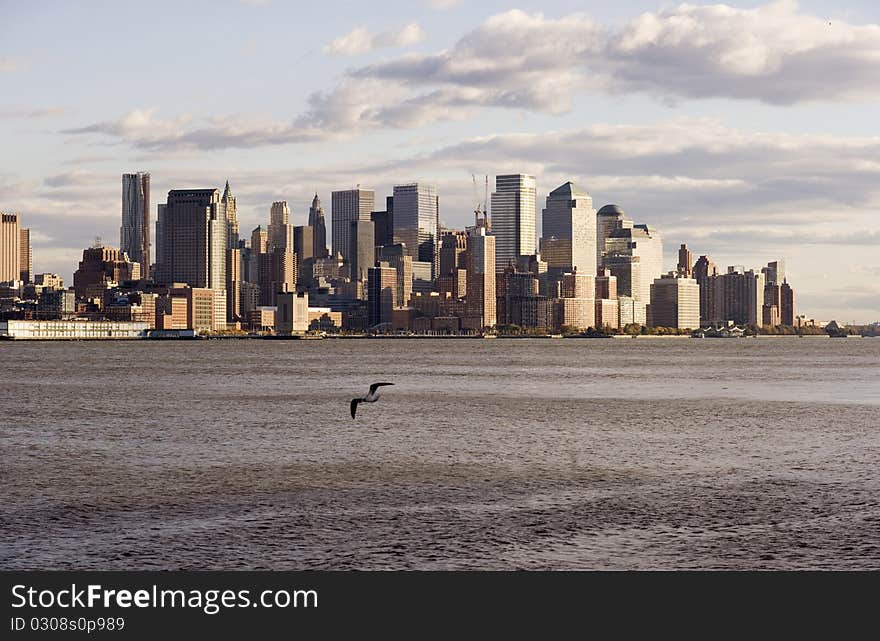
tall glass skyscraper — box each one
[392,183,438,278]
[331,188,375,262]
[121,172,150,278]
[541,181,596,276]
[490,174,536,273]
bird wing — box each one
[368,382,394,395]
[350,398,360,419]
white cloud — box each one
[62,4,880,151]
[0,107,67,119]
[324,22,425,56]
[428,0,462,9]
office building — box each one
[464,227,496,330]
[268,201,293,252]
[648,273,700,329]
[392,183,439,278]
[371,196,394,248]
[596,204,633,269]
[595,268,617,300]
[713,266,764,326]
[332,188,375,261]
[677,244,693,277]
[221,180,239,249]
[276,291,309,335]
[604,224,663,303]
[491,174,536,272]
[20,227,32,283]
[781,280,796,326]
[1,212,21,283]
[349,220,375,283]
[121,172,151,278]
[379,243,413,307]
[309,193,329,259]
[367,262,397,328]
[693,255,718,327]
[156,189,226,293]
[73,245,140,300]
[541,182,596,275]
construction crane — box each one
[472,174,490,230]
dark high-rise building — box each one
[19,227,32,283]
[332,188,374,261]
[294,225,314,265]
[693,255,718,326]
[440,230,468,276]
[371,196,394,248]
[121,172,151,279]
[309,193,329,259]
[349,220,375,283]
[367,262,397,328]
[781,280,795,326]
[156,189,226,293]
[677,243,693,277]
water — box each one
[2,337,879,569]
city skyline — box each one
[2,1,880,322]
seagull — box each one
[350,382,394,419]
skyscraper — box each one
[221,180,239,249]
[465,226,496,330]
[268,201,293,251]
[677,244,693,277]
[19,227,32,283]
[308,193,329,259]
[0,212,21,283]
[604,224,663,306]
[392,183,439,278]
[367,262,397,328]
[596,204,633,270]
[541,182,596,276]
[156,189,226,293]
[762,260,786,286]
[379,243,413,307]
[713,266,765,326]
[371,196,394,248]
[781,280,796,326]
[491,174,536,273]
[693,255,718,326]
[349,220,375,283]
[332,188,375,261]
[121,172,151,279]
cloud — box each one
[62,4,880,152]
[0,107,67,119]
[428,0,462,9]
[324,22,425,56]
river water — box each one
[2,337,878,569]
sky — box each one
[2,0,879,322]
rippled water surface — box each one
[2,337,879,569]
